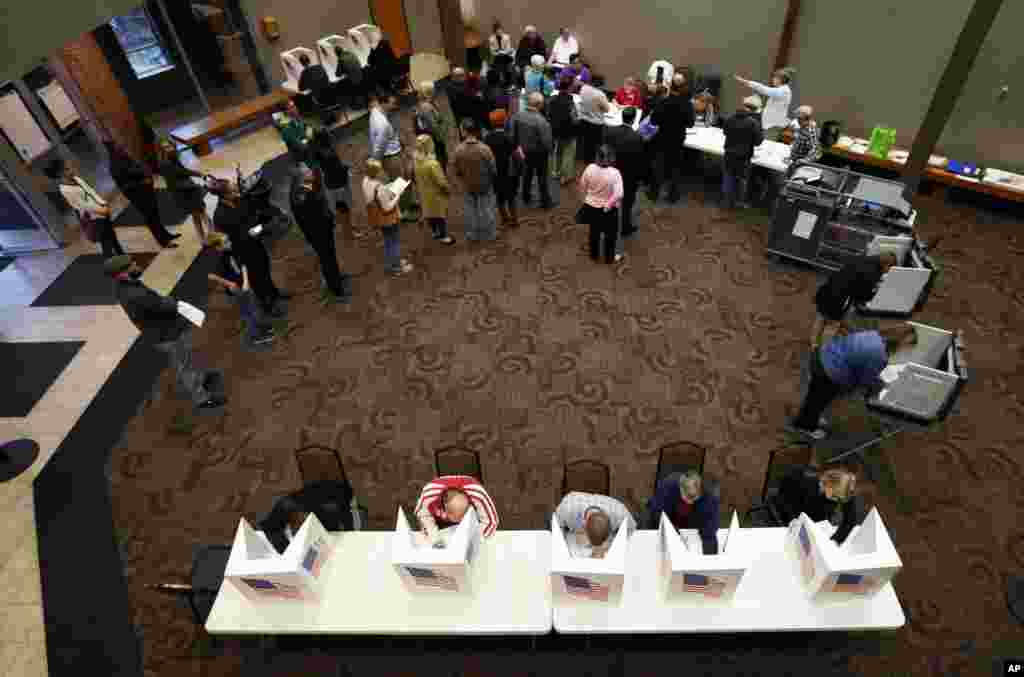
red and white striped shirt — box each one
[414,475,499,543]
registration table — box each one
[554,528,905,634]
[206,531,552,636]
[684,126,792,173]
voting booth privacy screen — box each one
[658,512,749,603]
[786,508,901,602]
[551,514,629,603]
[392,506,481,593]
[224,514,334,602]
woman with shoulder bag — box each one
[363,158,413,275]
[47,157,125,257]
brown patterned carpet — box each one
[108,105,1024,677]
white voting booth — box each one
[551,514,629,603]
[392,505,482,593]
[280,47,318,93]
[657,512,749,603]
[224,514,334,602]
[787,508,902,603]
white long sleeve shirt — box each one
[747,80,792,131]
[550,36,579,66]
[59,178,108,218]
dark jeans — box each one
[427,217,449,239]
[522,152,552,206]
[649,140,686,201]
[94,217,125,257]
[123,186,174,245]
[232,290,270,343]
[238,240,281,311]
[620,176,639,236]
[584,204,619,263]
[154,330,212,406]
[435,140,448,173]
[298,218,350,299]
[580,121,604,165]
[794,348,842,430]
[721,157,751,208]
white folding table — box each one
[684,126,792,173]
[553,528,906,634]
[206,531,552,636]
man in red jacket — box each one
[414,475,499,546]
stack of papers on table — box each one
[983,167,1024,191]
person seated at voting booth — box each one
[258,480,357,554]
[777,467,865,545]
[789,325,918,440]
[811,252,899,348]
[645,471,720,555]
[415,475,499,547]
[555,492,636,558]
[297,53,330,101]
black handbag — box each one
[574,205,588,223]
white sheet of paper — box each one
[177,301,206,328]
[879,364,907,384]
[793,167,823,183]
[387,177,410,197]
[793,211,817,239]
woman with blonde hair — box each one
[414,80,453,171]
[778,465,865,545]
[362,158,413,275]
[413,135,455,245]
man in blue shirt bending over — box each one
[789,326,918,440]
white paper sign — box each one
[177,301,206,327]
[386,177,410,197]
[879,364,907,384]
[793,211,817,239]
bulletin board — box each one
[0,90,52,163]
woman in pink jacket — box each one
[578,145,625,264]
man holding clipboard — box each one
[107,255,226,411]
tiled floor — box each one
[0,122,290,675]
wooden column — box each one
[55,31,146,160]
[437,0,465,69]
[901,0,1004,199]
[773,0,802,71]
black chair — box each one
[295,445,348,485]
[562,459,611,497]
[653,442,707,493]
[147,544,232,633]
[435,446,483,480]
[745,445,815,526]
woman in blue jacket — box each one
[645,471,720,554]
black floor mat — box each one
[0,256,13,273]
[0,341,85,417]
[112,190,192,229]
[31,253,158,307]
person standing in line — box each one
[734,68,794,140]
[484,109,520,228]
[647,73,694,204]
[604,107,646,239]
[414,81,453,172]
[577,76,610,165]
[369,93,418,221]
[413,134,455,245]
[452,119,499,242]
[308,129,353,239]
[547,77,580,185]
[205,232,275,347]
[156,139,211,243]
[107,254,225,409]
[210,179,290,317]
[713,95,764,219]
[105,141,179,248]
[578,144,624,264]
[273,99,314,165]
[290,165,352,303]
[362,158,413,275]
[509,92,553,209]
[47,157,125,258]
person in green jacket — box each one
[273,99,314,164]
[413,135,455,245]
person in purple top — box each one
[789,326,918,440]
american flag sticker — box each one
[798,524,815,582]
[563,575,610,601]
[303,546,322,578]
[405,566,459,591]
[240,578,307,600]
[681,573,727,598]
[831,573,878,595]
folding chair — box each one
[745,444,815,526]
[562,459,611,497]
[653,442,707,494]
[434,446,483,480]
[295,445,348,485]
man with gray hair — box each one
[645,470,720,554]
[556,491,636,558]
[713,95,764,219]
[510,91,554,209]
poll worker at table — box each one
[647,60,674,88]
[549,27,579,68]
[777,466,865,545]
[614,77,642,108]
[604,107,646,238]
[556,491,636,558]
[713,95,764,220]
[734,68,794,138]
[297,53,330,102]
[108,255,225,410]
[789,326,918,440]
[692,92,718,128]
[811,253,899,348]
[415,475,499,546]
[515,26,547,72]
[788,105,822,166]
[548,77,580,185]
[644,470,720,555]
[647,73,695,204]
[258,479,357,554]
[561,54,591,84]
[487,21,515,83]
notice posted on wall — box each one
[793,211,817,239]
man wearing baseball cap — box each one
[107,255,226,410]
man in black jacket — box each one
[258,479,358,554]
[810,252,898,347]
[714,95,764,219]
[604,107,646,237]
[648,74,695,204]
[290,165,352,304]
[108,255,225,410]
[105,141,179,248]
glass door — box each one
[0,165,60,254]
